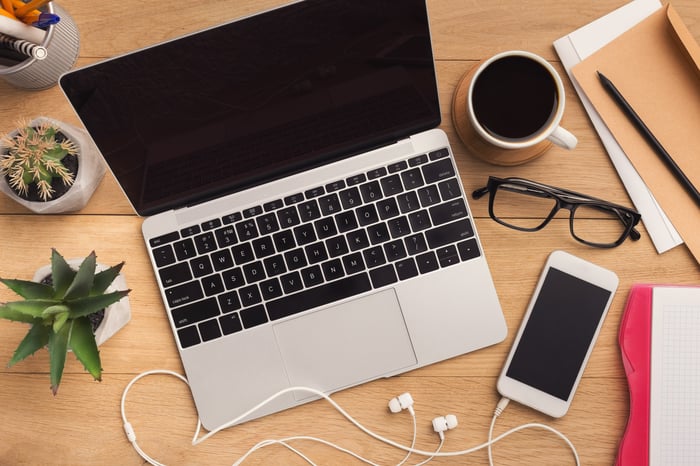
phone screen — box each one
[505,267,612,401]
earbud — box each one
[432,414,458,439]
[388,392,414,414]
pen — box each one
[22,11,59,27]
[597,71,700,208]
[0,32,46,59]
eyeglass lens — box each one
[491,182,630,246]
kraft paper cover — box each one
[572,4,700,262]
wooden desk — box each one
[1,1,698,464]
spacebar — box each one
[267,273,372,321]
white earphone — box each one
[388,392,415,414]
[432,414,458,438]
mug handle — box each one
[547,126,578,150]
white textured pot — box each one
[0,117,106,214]
[32,259,131,346]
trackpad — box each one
[273,289,417,400]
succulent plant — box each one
[0,120,78,201]
[0,250,130,395]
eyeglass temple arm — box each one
[472,186,490,199]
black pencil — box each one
[597,71,700,208]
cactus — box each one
[0,250,130,395]
[0,120,78,201]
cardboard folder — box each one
[572,5,700,262]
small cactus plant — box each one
[0,119,78,201]
[0,250,130,395]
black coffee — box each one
[472,56,558,140]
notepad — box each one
[649,287,700,465]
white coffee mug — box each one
[467,50,577,151]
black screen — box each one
[506,267,611,401]
[59,0,439,216]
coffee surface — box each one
[472,56,557,140]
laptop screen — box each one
[60,0,440,216]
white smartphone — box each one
[497,250,618,418]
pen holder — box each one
[0,2,79,90]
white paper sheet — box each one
[553,0,683,254]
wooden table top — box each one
[1,1,699,464]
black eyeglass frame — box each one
[472,176,642,248]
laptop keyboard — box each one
[148,147,481,349]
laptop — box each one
[59,0,507,430]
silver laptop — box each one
[59,0,506,431]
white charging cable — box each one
[121,370,580,465]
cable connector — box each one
[494,397,510,418]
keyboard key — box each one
[273,229,296,251]
[347,229,370,251]
[404,233,428,255]
[318,193,341,216]
[325,235,349,258]
[222,267,245,290]
[429,199,469,226]
[397,191,420,213]
[239,285,262,307]
[256,213,280,235]
[305,242,328,264]
[395,258,419,280]
[153,245,176,267]
[284,248,308,270]
[339,187,362,209]
[150,231,180,247]
[201,219,222,231]
[363,246,386,268]
[278,206,301,228]
[457,238,481,261]
[408,210,432,231]
[232,243,255,265]
[211,249,234,271]
[267,273,372,321]
[280,271,303,294]
[422,158,455,184]
[429,148,449,160]
[369,264,398,288]
[235,220,258,241]
[263,255,287,277]
[388,161,408,173]
[174,238,197,261]
[425,219,475,249]
[243,261,266,283]
[252,236,275,258]
[417,185,441,207]
[243,205,263,218]
[408,154,429,166]
[367,167,387,179]
[438,178,461,200]
[180,225,201,237]
[342,252,365,275]
[190,256,213,277]
[377,197,400,220]
[388,216,411,238]
[199,319,222,342]
[346,173,366,186]
[305,186,325,199]
[218,291,241,313]
[321,259,344,281]
[436,245,460,268]
[401,168,424,189]
[194,232,217,254]
[171,296,217,326]
[263,199,284,211]
[221,212,242,225]
[159,262,192,288]
[240,305,268,328]
[367,223,391,244]
[284,193,304,205]
[314,217,337,239]
[260,278,283,300]
[219,313,243,335]
[214,226,237,248]
[383,240,407,261]
[335,211,358,233]
[416,251,439,274]
[298,200,321,222]
[380,174,403,196]
[301,265,324,288]
[177,326,200,348]
[201,274,224,296]
[359,180,382,202]
[325,180,346,192]
[356,204,379,226]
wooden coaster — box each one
[451,63,552,166]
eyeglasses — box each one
[472,176,642,248]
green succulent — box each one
[0,249,130,395]
[0,120,78,201]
